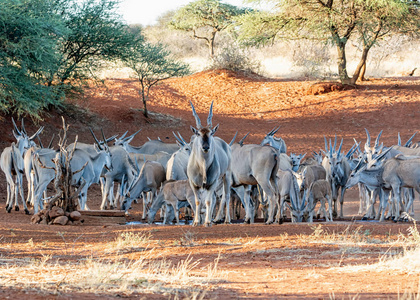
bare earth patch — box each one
[0,70,419,299]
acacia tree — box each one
[352,0,419,81]
[0,0,66,118]
[236,0,420,84]
[0,0,142,118]
[123,42,190,118]
[169,0,249,57]
[52,0,140,83]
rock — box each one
[72,220,83,226]
[31,213,42,224]
[306,82,344,95]
[69,211,82,221]
[53,216,69,225]
[49,206,65,219]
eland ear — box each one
[211,124,219,135]
[190,125,198,135]
[93,143,101,152]
[125,135,135,144]
[12,130,20,140]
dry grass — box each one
[330,223,420,276]
[0,232,227,297]
[105,231,152,254]
[300,224,394,246]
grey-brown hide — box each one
[129,151,171,173]
[187,101,232,226]
[0,143,28,214]
[305,180,333,222]
[322,136,351,218]
[260,126,287,154]
[166,148,190,180]
[121,160,166,212]
[380,156,420,221]
[113,129,179,155]
[300,156,321,168]
[295,165,327,193]
[166,133,192,181]
[290,153,306,172]
[390,145,420,157]
[276,169,307,223]
[278,153,293,171]
[23,138,56,208]
[147,180,196,224]
[3,119,43,212]
[11,118,44,157]
[364,129,384,161]
[127,151,171,218]
[32,145,112,212]
[100,145,137,210]
[231,143,278,224]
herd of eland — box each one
[1,103,419,226]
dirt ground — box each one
[0,70,420,299]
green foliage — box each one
[234,11,291,47]
[0,0,66,118]
[54,0,142,82]
[170,0,250,56]
[0,0,144,118]
[170,0,248,31]
[123,42,190,118]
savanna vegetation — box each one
[1,0,419,119]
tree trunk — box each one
[358,63,367,81]
[209,32,216,58]
[351,47,370,85]
[336,41,351,84]
[138,85,149,118]
[139,89,148,118]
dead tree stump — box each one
[32,117,86,225]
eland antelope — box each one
[187,101,232,227]
[32,137,112,213]
[0,143,29,214]
[260,126,287,153]
[322,136,351,218]
[230,136,279,224]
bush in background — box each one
[207,44,262,75]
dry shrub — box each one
[292,41,333,78]
[208,44,262,75]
